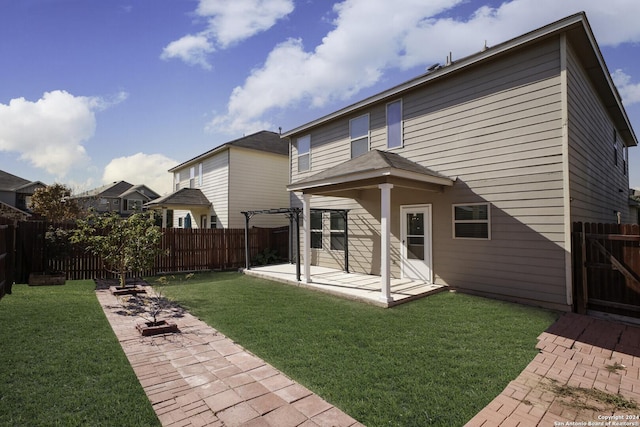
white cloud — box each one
[102,153,178,196]
[612,69,640,106]
[160,34,215,70]
[197,0,294,48]
[209,0,640,135]
[161,0,293,69]
[0,90,127,178]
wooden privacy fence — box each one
[0,219,15,300]
[11,221,290,283]
[573,222,640,318]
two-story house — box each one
[72,181,160,216]
[147,131,289,229]
[282,13,637,311]
[0,170,46,220]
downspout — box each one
[560,33,574,308]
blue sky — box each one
[1,0,640,195]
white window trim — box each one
[452,203,491,240]
[297,134,311,172]
[350,114,370,159]
[386,99,404,150]
[175,172,180,191]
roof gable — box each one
[145,188,211,208]
[120,185,160,200]
[0,170,32,191]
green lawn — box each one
[156,272,558,427]
[0,281,160,427]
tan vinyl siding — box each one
[566,42,631,223]
[200,151,229,228]
[290,38,571,308]
[227,147,289,228]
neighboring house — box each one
[71,181,160,216]
[282,13,637,312]
[147,130,289,229]
[0,169,46,220]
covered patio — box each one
[243,263,446,308]
[287,149,454,305]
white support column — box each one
[161,209,168,228]
[302,193,312,283]
[379,183,393,303]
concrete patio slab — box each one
[243,263,445,307]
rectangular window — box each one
[210,215,218,229]
[297,135,310,172]
[178,217,183,228]
[189,166,196,188]
[453,203,490,239]
[175,172,180,191]
[387,100,403,149]
[350,114,369,158]
[126,199,142,211]
[310,211,323,249]
[330,212,346,250]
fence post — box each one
[580,225,588,314]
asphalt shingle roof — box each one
[293,150,451,185]
[0,170,31,192]
[145,188,210,207]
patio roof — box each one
[287,150,454,195]
[144,188,211,210]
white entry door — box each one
[400,205,433,282]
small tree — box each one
[31,183,82,222]
[71,211,164,287]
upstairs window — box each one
[350,114,369,158]
[189,166,196,188]
[174,172,180,191]
[297,135,310,172]
[453,203,490,239]
[387,100,403,149]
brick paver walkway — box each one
[97,288,363,427]
[467,312,640,426]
